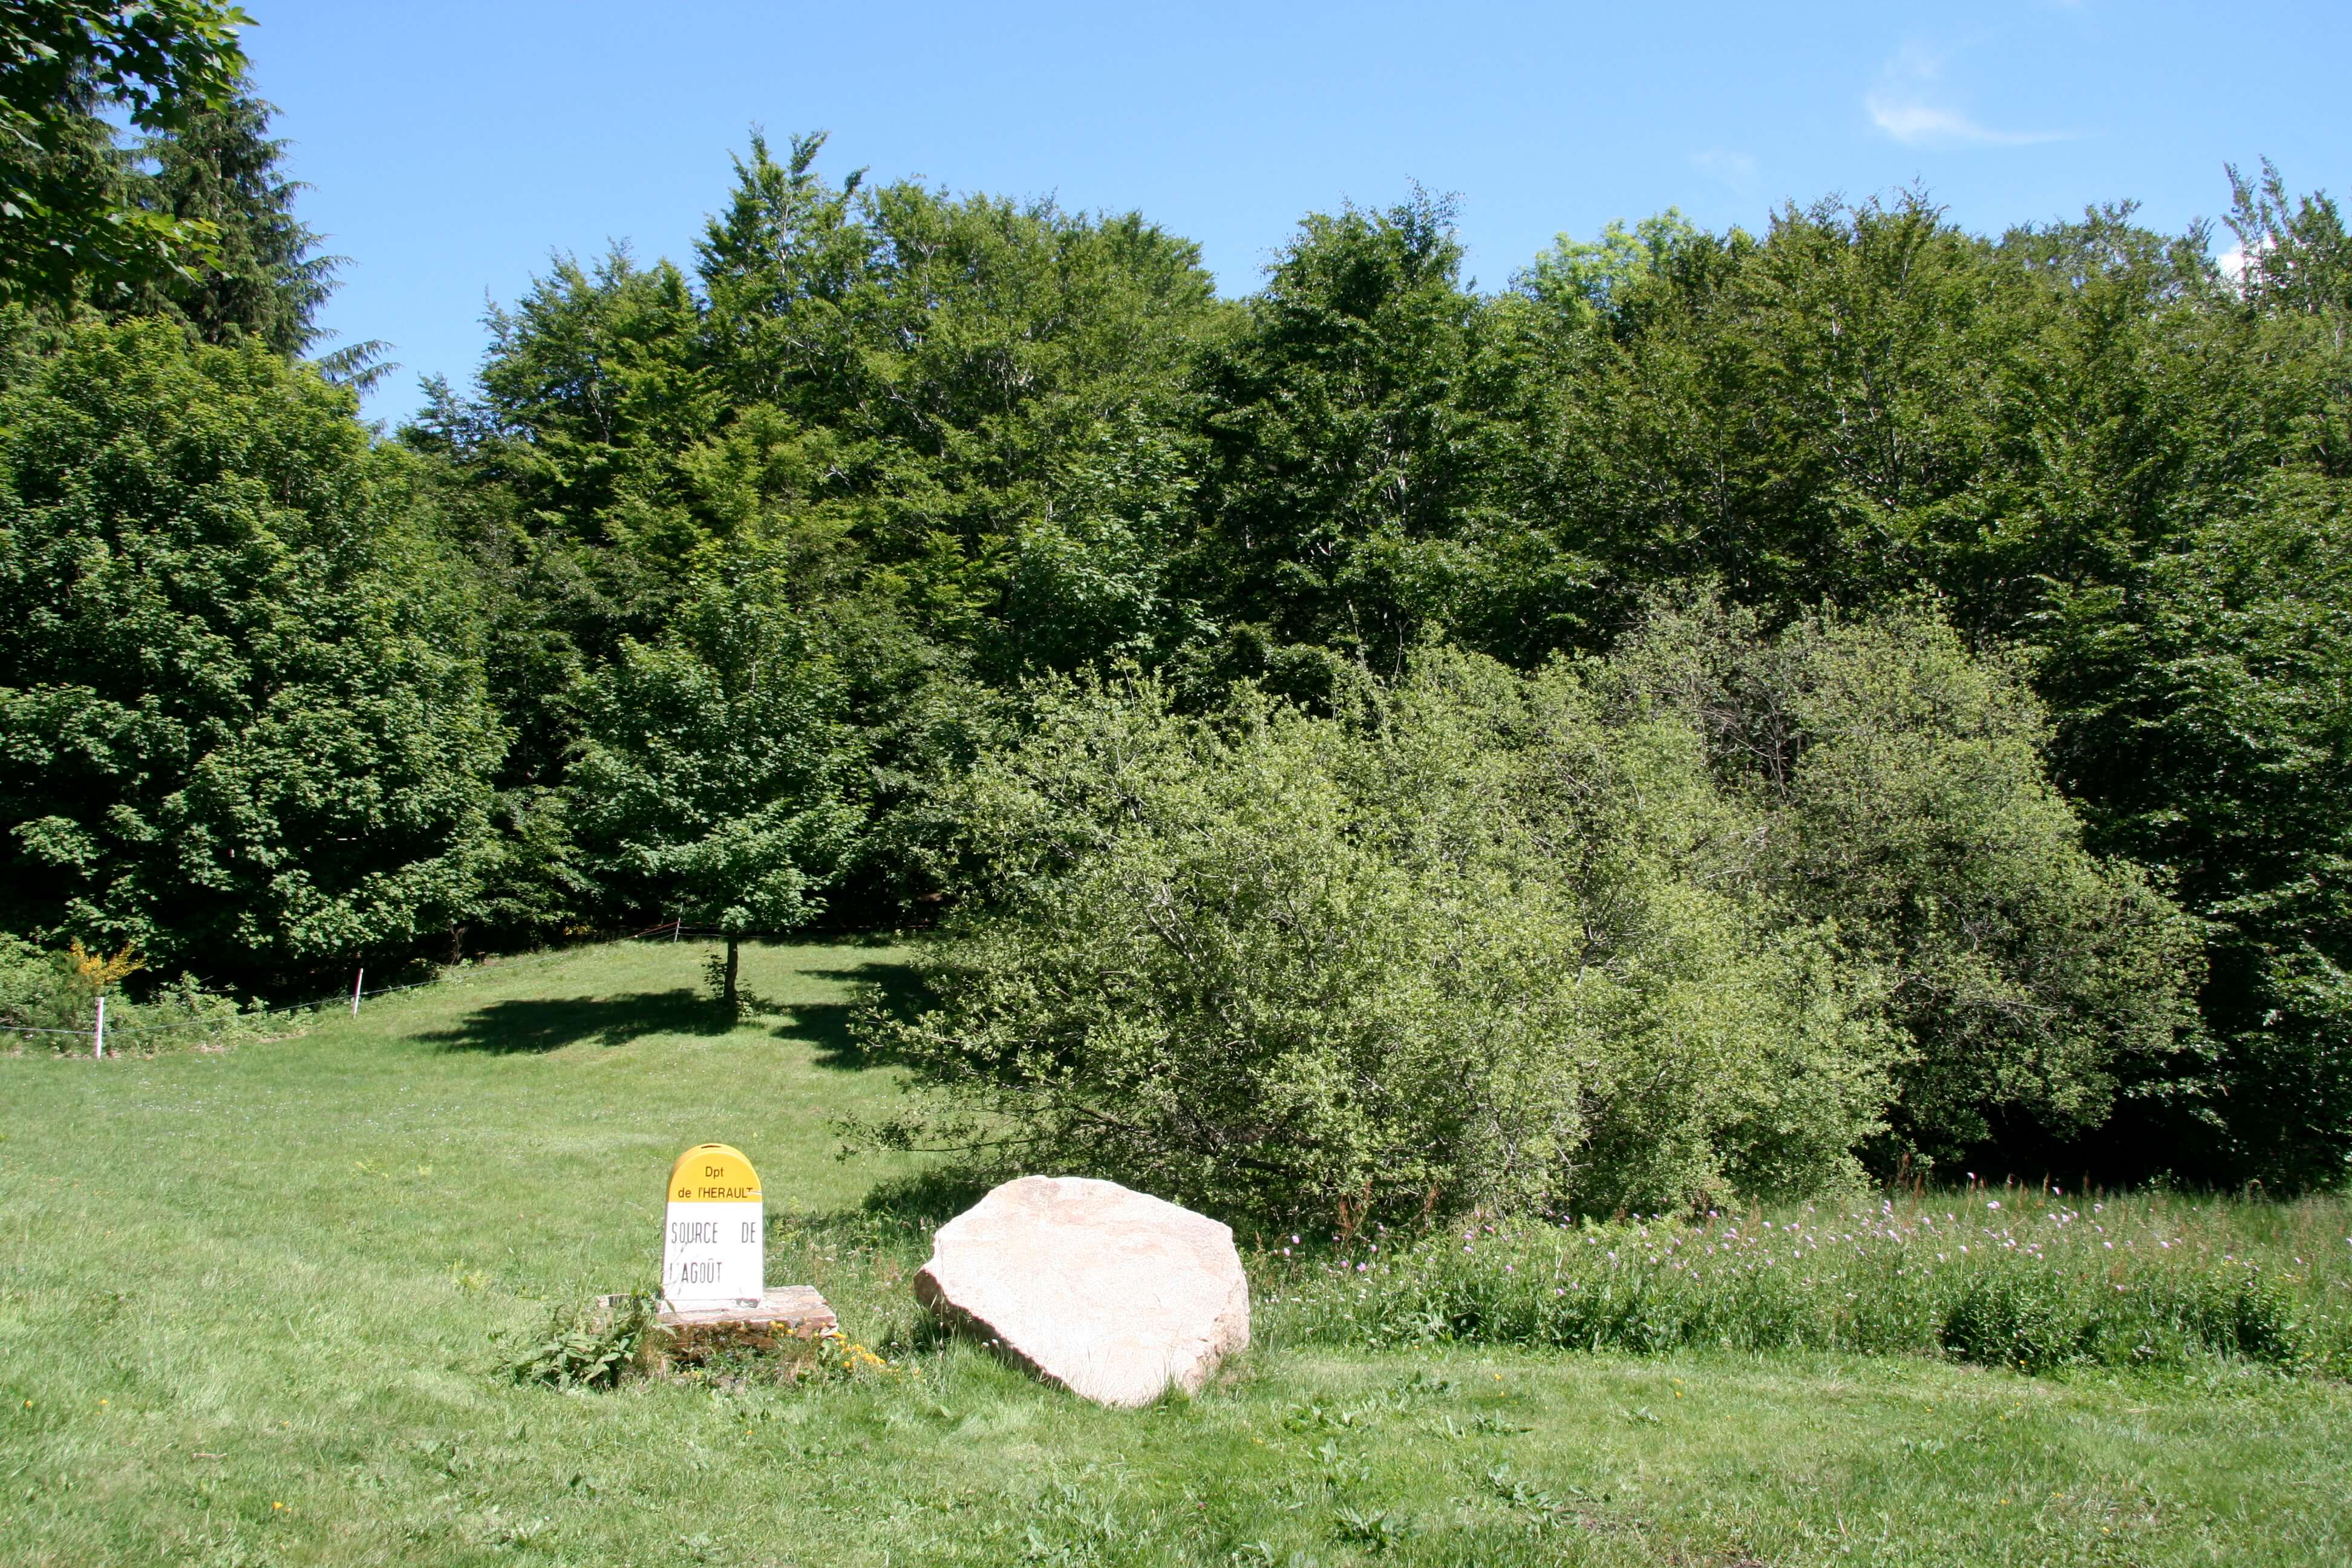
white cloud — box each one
[1691,148,1760,198]
[1864,41,2069,148]
[1864,96,2064,147]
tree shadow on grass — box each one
[766,961,925,1071]
[859,1165,996,1227]
[421,989,729,1054]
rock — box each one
[914,1175,1250,1408]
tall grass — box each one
[1273,1181,2352,1375]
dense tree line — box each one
[3,6,2349,1198]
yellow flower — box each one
[70,941,145,991]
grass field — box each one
[4,938,2350,1567]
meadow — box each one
[4,938,2350,1567]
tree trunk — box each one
[724,936,740,1015]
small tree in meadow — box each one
[571,561,863,1012]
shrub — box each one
[0,933,78,1039]
[863,604,2194,1227]
[1609,597,2203,1168]
[1936,1266,2102,1371]
[862,651,1898,1226]
[0,933,250,1054]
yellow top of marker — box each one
[667,1143,762,1203]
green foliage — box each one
[2044,471,2352,1184]
[0,319,503,985]
[496,1292,653,1390]
[6,76,2345,1193]
[127,82,384,384]
[430,130,1220,665]
[869,606,2191,1220]
[0,931,79,1038]
[412,132,1223,929]
[0,0,251,311]
[1520,209,1700,322]
[570,557,864,1006]
[1613,598,2201,1168]
[1181,190,1544,684]
[865,652,1904,1224]
[0,932,248,1054]
[1474,188,2342,1181]
[406,142,2347,1191]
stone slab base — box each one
[597,1285,838,1371]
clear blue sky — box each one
[240,1,2351,417]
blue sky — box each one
[241,1,2351,417]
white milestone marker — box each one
[662,1143,764,1309]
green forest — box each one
[7,4,2352,1212]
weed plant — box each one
[496,1293,656,1389]
[1275,1182,2352,1374]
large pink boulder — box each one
[913,1175,1251,1408]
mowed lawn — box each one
[4,940,2350,1567]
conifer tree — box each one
[132,84,390,387]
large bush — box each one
[1612,599,2202,1168]
[0,320,502,985]
[866,609,2197,1226]
[864,650,1898,1226]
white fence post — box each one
[93,991,105,1060]
[671,917,681,943]
[351,968,364,1016]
